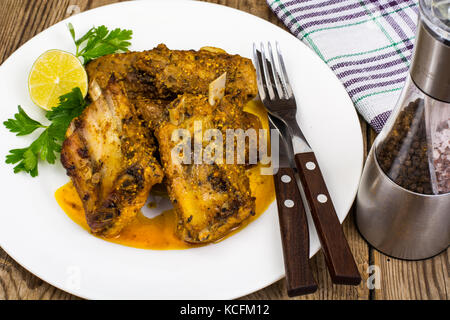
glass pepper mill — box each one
[356,0,450,260]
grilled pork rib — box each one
[61,78,163,236]
[156,94,256,243]
[86,44,257,98]
[62,44,260,240]
[85,44,258,129]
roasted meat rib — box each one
[156,94,256,243]
[63,44,260,241]
[61,78,163,236]
[86,44,257,98]
[134,44,257,100]
[85,44,258,129]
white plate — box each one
[0,0,363,299]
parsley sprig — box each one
[4,88,87,177]
[4,24,134,177]
[68,23,132,64]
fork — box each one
[253,42,361,285]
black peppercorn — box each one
[376,99,433,194]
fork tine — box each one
[275,42,294,98]
[264,48,280,100]
[260,43,276,100]
[253,43,267,101]
[267,42,285,99]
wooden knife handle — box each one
[273,167,318,296]
[295,152,361,285]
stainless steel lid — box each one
[410,0,450,102]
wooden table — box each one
[0,0,447,300]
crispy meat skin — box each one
[86,44,257,98]
[135,44,257,99]
[156,94,256,243]
[85,44,258,128]
[61,79,163,236]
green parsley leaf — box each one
[69,24,133,64]
[46,87,86,141]
[3,106,45,136]
[68,22,76,42]
[4,87,87,177]
[6,145,39,177]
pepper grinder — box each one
[356,0,450,260]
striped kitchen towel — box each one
[267,0,419,132]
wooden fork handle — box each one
[295,152,361,285]
[273,167,318,296]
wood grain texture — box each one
[372,249,448,300]
[273,167,318,296]
[295,152,361,285]
[0,0,446,300]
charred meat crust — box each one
[155,94,256,243]
[85,44,258,130]
[61,78,163,236]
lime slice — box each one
[28,49,87,110]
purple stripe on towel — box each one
[287,2,361,20]
[373,0,415,54]
[281,0,346,11]
[330,43,413,71]
[370,110,392,132]
[335,55,412,79]
[286,0,417,31]
[342,66,409,88]
[347,77,405,98]
[291,9,367,30]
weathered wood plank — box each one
[372,248,448,300]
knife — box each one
[268,115,317,297]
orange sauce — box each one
[54,101,275,250]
